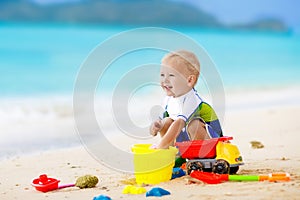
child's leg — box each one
[159,117,174,137]
[187,118,211,140]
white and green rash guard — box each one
[161,88,223,142]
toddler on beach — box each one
[150,50,223,149]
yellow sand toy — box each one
[175,136,244,174]
[131,144,178,185]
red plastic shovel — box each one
[31,174,75,192]
[190,171,227,184]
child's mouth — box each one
[164,85,173,90]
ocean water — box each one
[1,23,300,96]
[1,22,300,159]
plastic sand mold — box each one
[122,185,147,194]
[93,195,112,200]
[146,187,171,197]
[171,167,186,179]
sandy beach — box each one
[1,2,299,199]
[1,88,300,200]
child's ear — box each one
[187,75,196,87]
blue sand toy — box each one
[146,187,171,197]
[93,195,112,200]
[171,167,186,179]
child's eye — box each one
[169,74,175,77]
[160,73,165,77]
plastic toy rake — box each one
[190,171,290,184]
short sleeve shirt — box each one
[162,88,202,122]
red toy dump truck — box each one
[175,136,244,175]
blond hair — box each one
[162,50,200,80]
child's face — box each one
[160,59,193,97]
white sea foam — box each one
[0,96,77,159]
[225,85,300,112]
[0,85,299,160]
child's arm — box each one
[157,118,185,149]
[150,120,162,136]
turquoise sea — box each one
[1,22,300,96]
[1,22,300,159]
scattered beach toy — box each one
[190,171,225,184]
[190,171,290,184]
[146,187,171,197]
[122,185,146,194]
[180,162,186,170]
[175,136,243,175]
[131,144,178,185]
[250,141,264,149]
[174,156,186,168]
[93,194,112,200]
[119,177,136,185]
[31,174,98,192]
[31,174,62,192]
[75,175,98,189]
[171,167,186,179]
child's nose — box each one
[163,76,170,83]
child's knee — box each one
[159,117,174,136]
[187,119,210,140]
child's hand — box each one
[150,120,162,136]
[149,144,158,149]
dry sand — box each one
[1,104,300,199]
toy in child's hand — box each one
[31,174,98,192]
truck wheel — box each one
[212,160,229,174]
[187,161,203,175]
[230,166,239,174]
